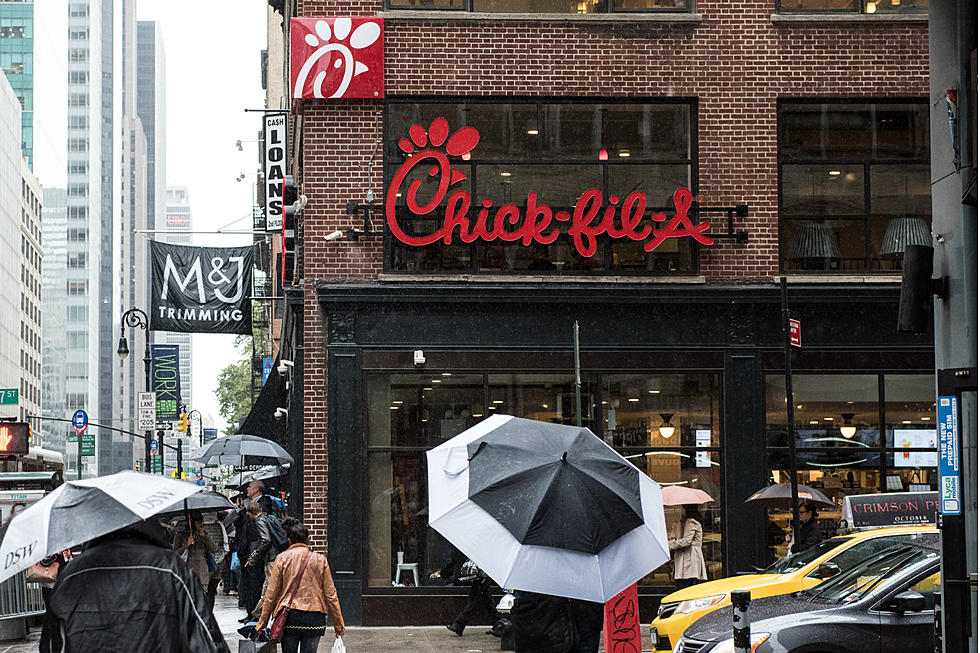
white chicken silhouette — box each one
[293,18,380,99]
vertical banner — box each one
[150,241,253,335]
[203,428,218,445]
[938,395,961,515]
[603,583,642,653]
[151,344,181,420]
[264,113,287,232]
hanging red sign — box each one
[385,118,714,258]
[290,18,384,100]
[789,318,802,347]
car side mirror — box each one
[889,590,926,614]
[814,562,841,579]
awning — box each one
[236,354,288,448]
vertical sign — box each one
[262,357,274,385]
[264,113,287,232]
[151,344,181,420]
[937,395,961,515]
[603,583,642,653]
[203,428,218,445]
[137,392,157,431]
[788,318,802,347]
[695,429,712,468]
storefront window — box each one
[778,102,930,274]
[385,100,698,276]
[777,0,927,13]
[386,0,694,13]
[366,370,723,589]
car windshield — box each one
[764,537,853,574]
[801,545,939,605]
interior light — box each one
[618,151,631,158]
[542,404,548,409]
[602,401,607,405]
[648,389,660,394]
[492,400,504,404]
[527,129,539,135]
[796,404,803,409]
[902,420,912,424]
[390,406,399,410]
[628,398,639,402]
[658,413,675,438]
[500,171,511,177]
[442,373,452,376]
[423,387,433,391]
[473,413,484,418]
[823,417,834,421]
[829,170,841,176]
[920,417,930,421]
[809,420,819,425]
[432,380,442,384]
[392,400,403,404]
[866,0,877,12]
[598,149,609,161]
[840,413,856,439]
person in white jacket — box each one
[668,504,708,590]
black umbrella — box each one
[189,434,293,467]
[157,490,236,518]
[744,482,836,509]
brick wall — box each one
[295,0,929,545]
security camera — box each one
[413,350,426,367]
[324,231,344,242]
[278,360,294,376]
[274,407,288,419]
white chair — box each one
[395,550,420,587]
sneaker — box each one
[447,624,463,636]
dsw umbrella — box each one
[660,485,714,506]
[744,483,835,509]
[190,434,293,467]
[0,470,204,584]
[427,414,669,603]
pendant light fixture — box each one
[658,413,675,438]
[840,412,856,439]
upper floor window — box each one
[386,0,692,12]
[778,101,930,274]
[0,26,25,39]
[777,0,926,12]
[385,99,697,276]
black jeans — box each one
[39,587,62,653]
[451,579,500,633]
[280,633,322,653]
[675,577,699,590]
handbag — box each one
[26,560,59,584]
[269,550,315,643]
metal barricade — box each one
[0,571,46,618]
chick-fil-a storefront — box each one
[309,99,936,626]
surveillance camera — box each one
[324,230,344,242]
[274,407,288,419]
[413,350,426,367]
[278,359,294,375]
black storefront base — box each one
[317,279,933,625]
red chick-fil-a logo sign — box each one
[385,118,713,257]
[290,18,384,99]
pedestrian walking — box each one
[254,517,345,653]
[788,501,823,554]
[510,591,603,653]
[48,518,229,652]
[244,499,279,620]
[236,497,263,614]
[173,509,220,600]
[246,480,276,515]
[201,511,229,606]
[668,504,707,590]
[35,550,71,653]
[446,560,500,636]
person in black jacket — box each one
[789,501,823,554]
[446,561,500,636]
[48,519,229,653]
[510,591,603,653]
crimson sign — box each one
[290,18,384,100]
[385,118,714,258]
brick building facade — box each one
[282,0,935,626]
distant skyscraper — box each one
[0,74,42,432]
[41,188,67,455]
[163,186,193,472]
[0,0,34,169]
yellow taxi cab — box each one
[649,525,937,652]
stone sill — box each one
[776,275,902,283]
[377,274,707,283]
[379,10,702,24]
[770,12,927,25]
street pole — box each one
[780,278,801,548]
[118,306,153,473]
[573,321,582,427]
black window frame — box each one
[775,0,927,13]
[384,0,693,13]
[777,98,931,275]
[383,96,700,276]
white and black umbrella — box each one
[157,490,237,518]
[745,482,835,509]
[0,471,204,584]
[190,434,293,467]
[427,414,669,603]
[224,464,291,489]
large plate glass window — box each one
[385,99,697,276]
[385,0,693,13]
[778,101,930,274]
[776,0,927,13]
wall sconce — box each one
[658,413,675,439]
[840,413,856,439]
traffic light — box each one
[281,175,298,286]
[0,422,30,456]
[176,413,189,433]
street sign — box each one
[151,454,163,473]
[190,413,202,440]
[150,439,159,455]
[0,389,18,405]
[72,410,88,435]
[138,392,157,431]
[938,395,961,515]
[262,357,274,385]
[203,428,218,444]
[0,423,30,455]
[788,318,802,347]
[80,431,95,457]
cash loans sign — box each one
[385,118,714,258]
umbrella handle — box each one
[443,447,469,477]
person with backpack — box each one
[244,500,286,620]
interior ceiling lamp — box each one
[790,222,841,260]
[865,0,877,12]
[878,216,932,257]
[840,412,856,439]
[658,413,675,439]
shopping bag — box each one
[331,636,347,653]
[238,640,275,653]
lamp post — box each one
[117,306,153,473]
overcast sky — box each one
[34,0,268,432]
